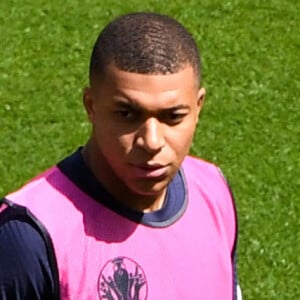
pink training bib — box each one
[8,155,237,300]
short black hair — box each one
[89,12,201,84]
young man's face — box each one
[84,65,205,211]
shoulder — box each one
[182,155,238,253]
[6,165,78,219]
[7,166,61,202]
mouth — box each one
[130,163,169,179]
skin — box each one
[82,64,206,212]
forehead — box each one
[93,65,198,108]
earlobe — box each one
[197,87,206,110]
[83,87,95,122]
[196,87,206,121]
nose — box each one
[135,118,165,153]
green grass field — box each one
[0,1,299,299]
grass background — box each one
[0,0,299,299]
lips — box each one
[130,163,169,179]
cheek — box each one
[96,127,135,156]
[173,117,197,142]
[167,126,196,156]
[116,133,136,154]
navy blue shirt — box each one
[0,202,56,299]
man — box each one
[0,12,240,299]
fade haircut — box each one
[89,12,201,84]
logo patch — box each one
[98,256,148,300]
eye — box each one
[116,109,133,118]
[114,108,138,122]
[169,112,185,120]
[164,110,188,124]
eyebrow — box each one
[113,98,191,111]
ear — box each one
[83,87,95,122]
[196,87,206,121]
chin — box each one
[131,181,169,197]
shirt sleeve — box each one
[0,218,55,300]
